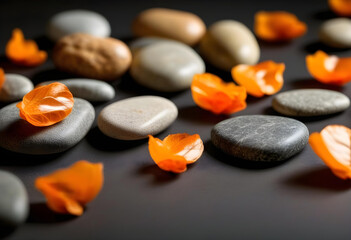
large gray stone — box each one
[0,98,95,154]
[211,115,309,162]
[0,170,28,228]
[129,37,175,55]
[0,74,33,102]
[272,89,350,116]
[319,18,351,48]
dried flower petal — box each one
[35,161,104,215]
[306,50,351,85]
[6,28,47,66]
[148,133,204,173]
[0,68,5,90]
[191,73,247,115]
[329,0,351,16]
[16,82,74,127]
[231,61,285,97]
[309,125,351,179]
[254,11,307,42]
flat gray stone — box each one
[0,74,33,102]
[272,89,350,116]
[0,170,28,228]
[0,98,95,154]
[37,79,115,102]
[319,18,351,48]
[98,96,178,140]
[47,9,111,42]
[130,41,205,92]
[211,115,309,162]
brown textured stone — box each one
[53,33,132,81]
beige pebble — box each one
[199,20,260,71]
[319,18,351,48]
[53,33,132,81]
[132,8,206,46]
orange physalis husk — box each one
[0,68,5,90]
[254,11,307,42]
[5,28,47,67]
[16,82,74,127]
[309,125,351,180]
[148,134,204,174]
[35,160,104,216]
[191,73,247,115]
[306,50,351,85]
[329,0,351,16]
[231,61,285,97]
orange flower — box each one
[191,73,247,115]
[306,50,351,85]
[254,11,307,42]
[329,0,351,16]
[309,125,351,180]
[231,61,285,97]
[35,161,104,216]
[6,28,47,66]
[0,68,5,90]
[148,133,204,173]
[16,82,74,127]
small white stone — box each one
[319,18,351,48]
[0,74,33,102]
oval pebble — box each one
[0,170,28,228]
[272,89,350,116]
[37,79,115,102]
[0,98,95,155]
[211,115,309,162]
[0,74,33,102]
[199,20,260,71]
[98,96,178,140]
[132,8,206,46]
[130,41,205,92]
[129,37,175,55]
[319,18,351,48]
[47,9,111,42]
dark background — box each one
[1,0,351,239]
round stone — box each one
[272,89,350,116]
[98,96,178,140]
[47,9,111,42]
[211,115,309,162]
[199,20,260,71]
[319,18,351,48]
[0,98,95,155]
[0,170,28,228]
[37,79,115,102]
[0,74,33,102]
[129,37,175,55]
[130,41,205,92]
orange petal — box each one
[191,73,247,115]
[16,82,74,127]
[306,50,351,85]
[254,11,307,42]
[309,125,351,180]
[329,0,351,16]
[0,68,5,90]
[35,160,104,215]
[5,28,47,67]
[231,61,285,97]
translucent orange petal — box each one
[231,61,285,97]
[254,11,307,42]
[0,68,5,90]
[191,73,247,115]
[5,28,47,67]
[16,82,74,127]
[306,50,351,85]
[329,0,351,16]
[35,161,104,215]
[309,125,351,180]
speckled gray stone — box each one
[0,170,28,228]
[211,115,309,162]
[0,98,95,155]
[0,74,33,102]
[130,41,205,92]
[319,18,351,48]
[98,96,178,140]
[37,79,115,102]
[47,10,111,42]
[272,89,350,116]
